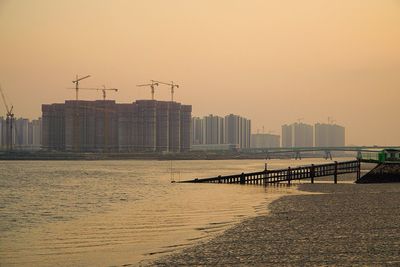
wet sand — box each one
[151,181,400,266]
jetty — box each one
[356,149,400,183]
[178,160,361,185]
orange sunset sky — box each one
[0,0,399,145]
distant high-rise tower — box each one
[203,114,224,145]
[42,100,191,152]
[281,124,293,148]
[315,123,345,147]
[281,122,313,147]
[224,114,251,149]
[251,133,280,148]
[191,117,203,145]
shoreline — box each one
[150,181,400,266]
[0,151,349,161]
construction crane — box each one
[72,74,91,100]
[68,86,118,100]
[151,80,179,102]
[136,81,159,100]
[328,116,336,124]
[0,85,14,151]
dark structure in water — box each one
[357,149,400,183]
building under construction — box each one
[42,100,192,152]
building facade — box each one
[281,124,293,148]
[191,114,251,149]
[314,123,345,147]
[281,122,313,147]
[191,117,203,145]
[251,133,280,148]
[203,114,224,145]
[42,100,192,152]
[0,117,42,150]
[224,114,251,149]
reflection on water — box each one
[0,158,341,266]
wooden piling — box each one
[357,159,361,180]
[240,172,245,184]
[179,160,360,185]
[311,164,315,184]
[334,161,338,184]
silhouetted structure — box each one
[180,160,360,185]
[315,123,345,147]
[281,122,313,147]
[191,114,251,149]
[251,133,280,148]
[0,116,41,150]
[42,100,191,152]
[224,114,251,149]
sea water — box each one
[0,158,336,266]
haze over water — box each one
[1,1,399,145]
[0,159,337,266]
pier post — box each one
[240,173,245,185]
[288,167,291,185]
[357,159,361,180]
[264,163,268,184]
[334,161,338,184]
[311,164,315,184]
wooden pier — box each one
[179,160,361,185]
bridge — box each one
[242,146,400,160]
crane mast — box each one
[151,80,179,102]
[136,81,159,100]
[72,74,91,100]
[0,85,14,151]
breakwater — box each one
[179,160,361,184]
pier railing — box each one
[178,160,361,185]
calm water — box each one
[0,158,337,266]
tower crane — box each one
[72,74,91,100]
[151,80,179,102]
[136,81,159,100]
[99,87,118,101]
[328,116,336,124]
[0,85,14,151]
[68,86,118,100]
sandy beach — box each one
[150,180,400,266]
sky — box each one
[0,0,399,146]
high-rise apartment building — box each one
[281,124,293,147]
[0,117,3,148]
[180,105,192,152]
[42,100,192,152]
[0,117,42,150]
[191,117,203,145]
[224,114,251,149]
[315,123,345,147]
[251,133,280,148]
[29,118,42,149]
[191,114,251,149]
[203,114,224,145]
[281,122,313,147]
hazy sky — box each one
[0,0,399,145]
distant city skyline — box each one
[1,1,399,146]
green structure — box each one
[360,149,400,163]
